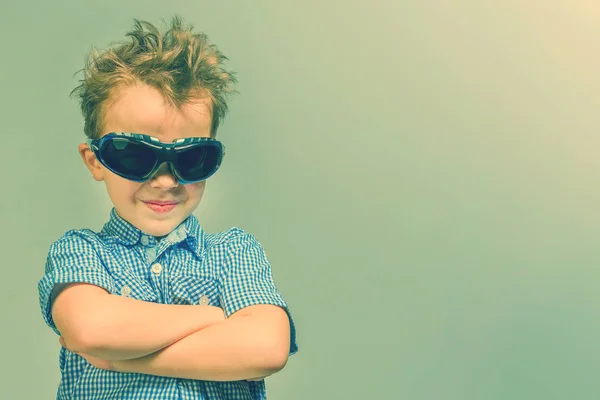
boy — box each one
[37,16,298,400]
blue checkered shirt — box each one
[38,209,298,400]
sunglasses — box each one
[86,132,225,184]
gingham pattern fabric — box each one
[38,208,298,400]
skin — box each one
[78,82,213,238]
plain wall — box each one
[1,0,600,398]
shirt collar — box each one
[101,208,206,258]
[102,208,141,246]
[181,213,205,258]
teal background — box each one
[2,0,600,398]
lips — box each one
[143,200,179,213]
[145,201,179,205]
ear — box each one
[78,143,105,181]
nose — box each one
[148,162,179,189]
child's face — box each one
[78,83,213,237]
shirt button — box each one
[140,235,150,246]
[151,263,163,275]
[199,295,209,305]
[120,285,131,297]
[147,247,157,259]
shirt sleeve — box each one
[37,231,114,336]
[219,229,298,356]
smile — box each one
[143,201,179,213]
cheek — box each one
[104,172,143,199]
[186,182,206,200]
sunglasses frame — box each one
[86,132,226,184]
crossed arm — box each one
[51,282,291,381]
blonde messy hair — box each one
[71,16,237,139]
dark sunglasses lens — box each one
[177,144,221,181]
[99,139,157,178]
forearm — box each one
[80,295,223,361]
[114,306,290,381]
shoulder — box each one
[48,229,102,252]
[203,227,272,276]
[204,227,262,253]
[45,228,113,267]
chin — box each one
[141,221,180,237]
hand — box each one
[59,336,115,371]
